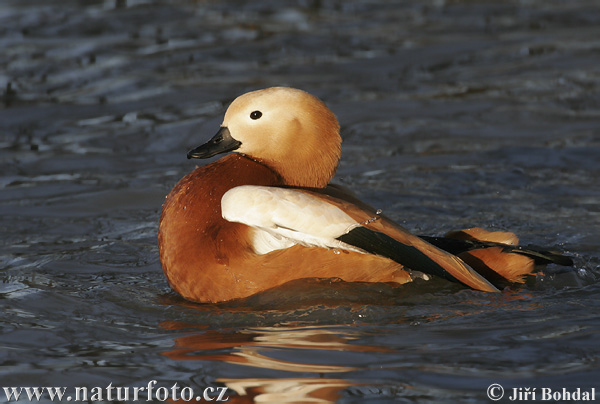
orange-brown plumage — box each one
[158,87,571,303]
[158,153,415,302]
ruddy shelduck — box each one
[158,87,572,303]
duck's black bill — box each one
[187,127,242,159]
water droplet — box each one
[332,249,341,255]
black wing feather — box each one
[419,236,573,266]
[338,227,462,283]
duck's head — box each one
[187,87,341,188]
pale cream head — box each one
[222,87,341,188]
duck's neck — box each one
[256,152,338,189]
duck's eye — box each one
[250,111,262,120]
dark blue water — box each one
[1,1,599,403]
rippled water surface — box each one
[1,1,600,403]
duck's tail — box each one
[420,227,573,287]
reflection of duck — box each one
[158,87,572,303]
[221,378,352,404]
[162,325,373,404]
[162,325,387,372]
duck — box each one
[158,87,572,303]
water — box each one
[1,0,599,403]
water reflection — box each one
[222,378,352,404]
[163,323,389,369]
[157,287,548,403]
[161,322,394,403]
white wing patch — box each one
[221,185,364,255]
